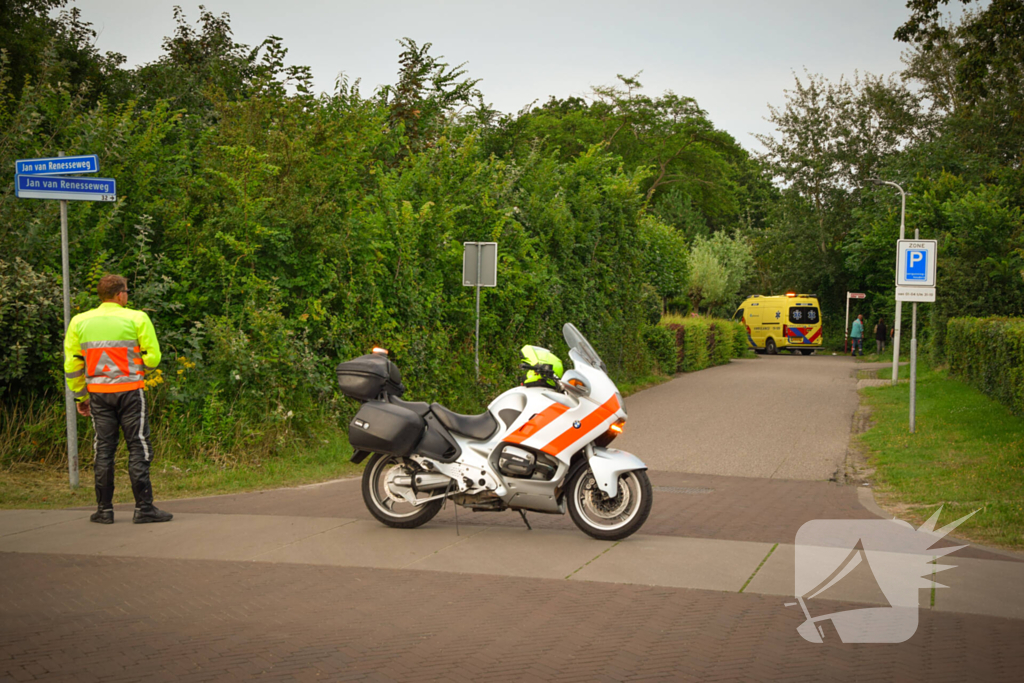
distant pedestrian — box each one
[63,274,173,525]
[850,314,864,357]
[875,317,888,355]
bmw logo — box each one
[573,420,581,429]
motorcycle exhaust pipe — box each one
[412,472,453,492]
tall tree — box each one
[0,0,126,103]
[377,38,482,161]
[897,0,1024,166]
[754,70,925,317]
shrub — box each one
[643,325,678,375]
[662,319,711,372]
[638,283,663,326]
[0,259,63,398]
[663,323,685,372]
[946,317,1024,416]
[711,320,734,366]
[661,316,750,372]
[929,305,949,366]
[731,321,751,357]
[682,320,712,371]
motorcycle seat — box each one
[430,403,499,440]
[388,396,431,416]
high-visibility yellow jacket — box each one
[63,302,162,402]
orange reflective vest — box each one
[63,302,162,400]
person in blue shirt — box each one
[850,314,865,357]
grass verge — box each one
[0,430,361,510]
[618,373,673,396]
[859,362,1024,550]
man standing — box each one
[64,275,173,525]
[850,313,865,357]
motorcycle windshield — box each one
[562,323,607,372]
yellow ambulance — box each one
[732,293,823,355]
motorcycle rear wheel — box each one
[566,467,652,541]
[362,453,445,529]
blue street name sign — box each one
[15,154,99,176]
[15,174,116,202]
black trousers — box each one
[90,388,154,509]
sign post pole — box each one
[844,293,866,353]
[462,242,497,382]
[58,154,79,487]
[871,179,908,385]
[895,236,936,434]
[892,187,906,385]
[910,301,918,432]
[845,293,851,353]
[475,250,481,380]
[15,151,113,489]
[909,225,920,433]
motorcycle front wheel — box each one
[566,467,652,541]
[362,453,445,529]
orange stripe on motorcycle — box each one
[504,402,570,444]
[540,394,621,457]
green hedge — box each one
[710,320,734,366]
[642,325,678,375]
[662,318,746,373]
[946,317,1024,415]
[731,321,750,357]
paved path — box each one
[615,355,860,480]
[4,553,1022,683]
[4,355,1024,681]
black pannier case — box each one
[336,354,404,401]
[348,401,425,457]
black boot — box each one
[90,508,114,524]
[133,505,173,524]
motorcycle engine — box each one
[498,445,558,480]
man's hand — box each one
[76,400,91,417]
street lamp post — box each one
[869,179,907,386]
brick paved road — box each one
[3,553,1022,683]
[153,472,1010,562]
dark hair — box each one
[97,274,127,301]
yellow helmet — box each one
[520,345,563,388]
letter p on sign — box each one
[906,250,927,281]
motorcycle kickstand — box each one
[443,480,459,536]
[518,509,532,531]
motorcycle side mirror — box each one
[561,370,591,396]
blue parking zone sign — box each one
[896,239,937,287]
[905,249,927,281]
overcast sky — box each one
[81,0,928,152]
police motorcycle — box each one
[337,323,652,540]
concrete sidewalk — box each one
[4,507,1022,621]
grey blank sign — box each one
[463,242,497,287]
